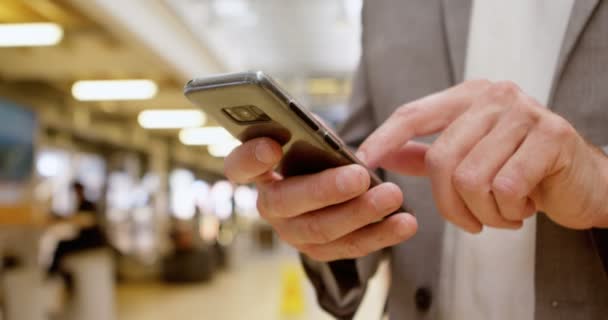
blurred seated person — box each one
[48,181,106,274]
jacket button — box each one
[415,287,432,311]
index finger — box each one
[357,80,490,168]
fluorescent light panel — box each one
[208,140,241,158]
[0,23,63,47]
[179,127,239,146]
[138,109,206,129]
[72,80,158,101]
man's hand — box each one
[358,80,608,233]
[224,138,417,262]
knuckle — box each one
[492,175,524,200]
[489,81,521,98]
[361,196,386,221]
[394,102,421,120]
[260,183,284,218]
[510,96,531,112]
[315,165,369,203]
[273,184,289,216]
[256,193,271,220]
[453,167,485,192]
[367,184,404,218]
[424,147,445,172]
[308,176,331,204]
[343,237,367,258]
[510,102,541,125]
[466,78,493,89]
[540,115,576,140]
[520,95,543,112]
[304,214,330,244]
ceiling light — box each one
[0,23,63,47]
[72,80,158,101]
[208,140,241,158]
[138,109,206,129]
[179,127,239,146]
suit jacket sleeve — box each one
[593,145,608,275]
[299,8,386,316]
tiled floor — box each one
[117,243,388,320]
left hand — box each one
[357,80,608,233]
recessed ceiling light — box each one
[138,109,206,129]
[72,80,158,101]
[208,140,241,158]
[179,127,239,147]
[0,23,63,47]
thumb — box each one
[357,141,430,176]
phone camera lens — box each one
[223,105,271,124]
[234,107,254,120]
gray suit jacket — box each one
[302,1,608,319]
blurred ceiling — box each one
[166,0,363,78]
[0,0,362,174]
[0,0,89,26]
[0,0,207,117]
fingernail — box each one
[255,141,276,164]
[371,188,399,212]
[336,166,365,195]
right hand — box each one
[224,137,418,262]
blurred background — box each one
[0,0,389,319]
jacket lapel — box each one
[441,0,472,83]
[549,0,607,275]
[442,0,601,94]
[548,0,600,104]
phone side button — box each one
[324,133,340,150]
[289,102,319,131]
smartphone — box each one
[184,71,407,212]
